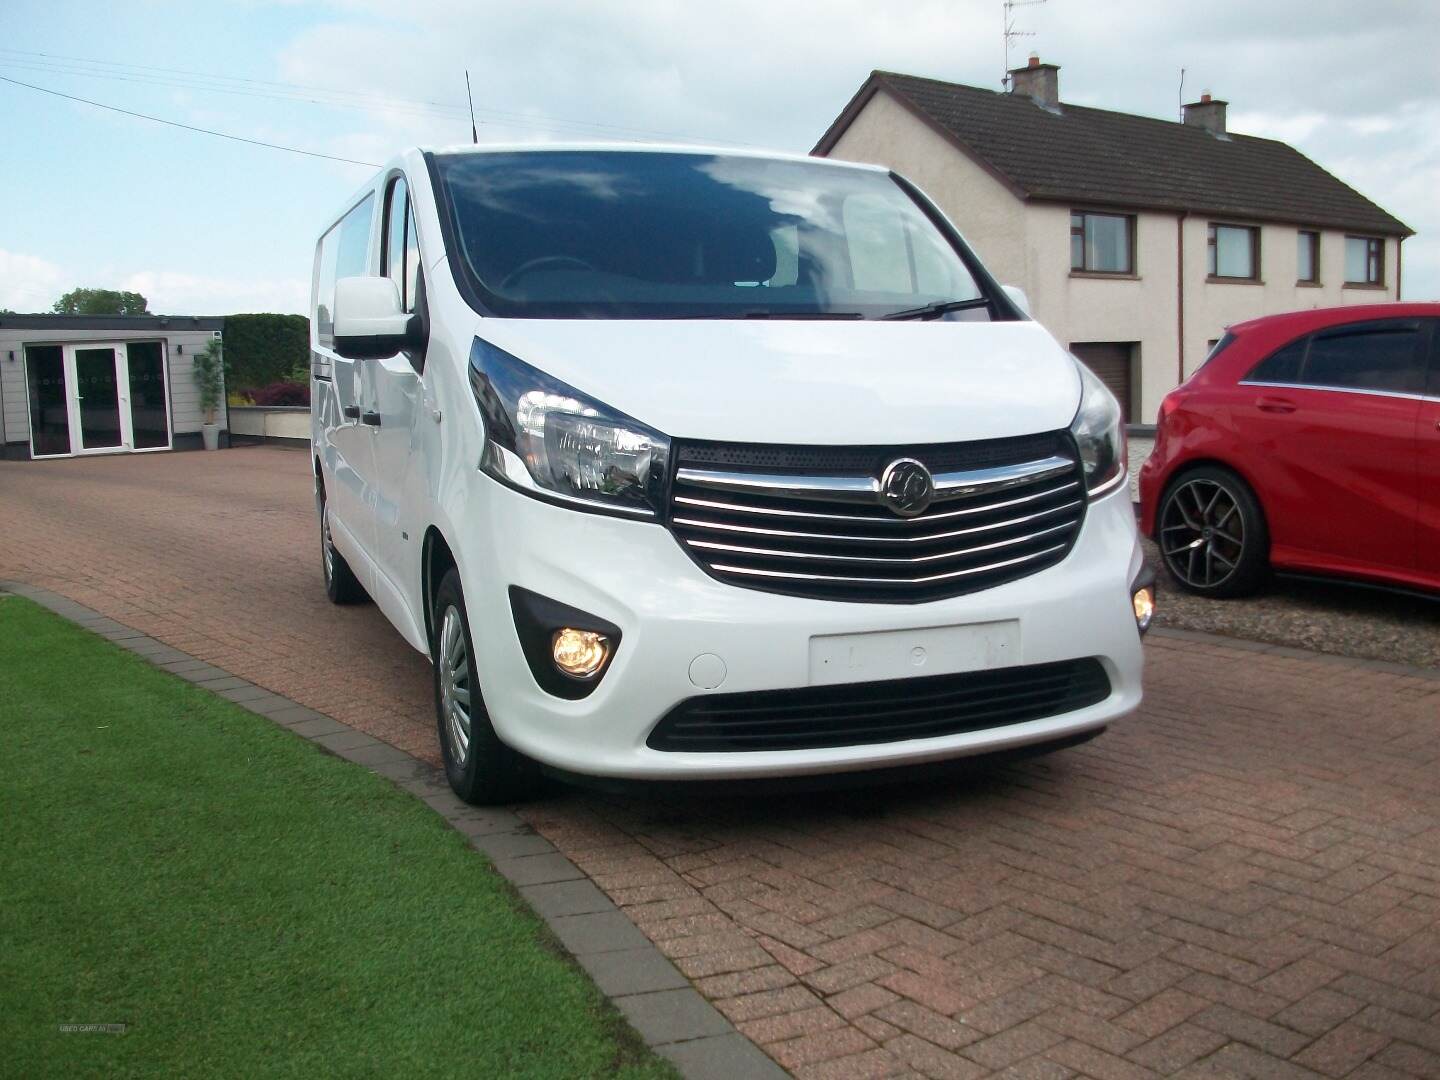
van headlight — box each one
[1069,360,1125,500]
[469,338,670,518]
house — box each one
[0,314,227,460]
[813,58,1413,425]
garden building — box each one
[0,313,228,460]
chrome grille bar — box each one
[672,478,1083,524]
[708,544,1070,586]
[685,519,1076,565]
[677,455,1075,506]
[671,498,1083,545]
[668,433,1085,603]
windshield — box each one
[431,150,993,319]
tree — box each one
[53,288,149,315]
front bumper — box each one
[461,476,1145,779]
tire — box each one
[1157,466,1268,598]
[319,487,365,604]
[432,568,539,805]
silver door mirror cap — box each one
[1002,284,1031,317]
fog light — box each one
[552,628,609,678]
[1132,586,1155,634]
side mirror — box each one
[333,276,418,359]
[1002,284,1032,317]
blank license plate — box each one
[808,621,1021,686]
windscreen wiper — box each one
[879,297,992,321]
[667,310,866,320]
[738,310,866,320]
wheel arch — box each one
[421,525,458,650]
[1153,456,1268,539]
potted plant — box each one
[192,339,224,450]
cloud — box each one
[118,270,310,315]
[0,250,67,312]
[259,0,1438,297]
[0,250,307,315]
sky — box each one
[1,0,1436,315]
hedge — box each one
[223,313,309,390]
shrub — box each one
[192,340,225,424]
[245,381,310,407]
[224,314,310,389]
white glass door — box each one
[24,341,172,457]
[68,345,128,453]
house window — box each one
[1207,224,1259,280]
[1297,231,1319,284]
[1345,236,1384,285]
[1070,212,1134,274]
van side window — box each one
[842,194,911,293]
[315,193,375,349]
[383,176,424,314]
[841,192,978,300]
[383,176,408,309]
[335,193,374,281]
[404,198,421,314]
[767,226,799,287]
[313,229,340,351]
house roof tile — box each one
[814,71,1411,237]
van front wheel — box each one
[432,569,539,805]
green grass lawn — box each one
[0,595,676,1080]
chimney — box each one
[1008,53,1060,110]
[1183,91,1228,136]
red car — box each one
[1139,304,1440,597]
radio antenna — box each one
[1178,67,1186,120]
[464,69,478,144]
[1002,0,1048,88]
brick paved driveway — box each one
[4,447,1439,1079]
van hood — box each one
[472,318,1083,445]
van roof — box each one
[320,143,891,237]
[417,142,889,171]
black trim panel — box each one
[508,586,622,700]
[648,657,1111,752]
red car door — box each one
[1417,319,1440,585]
[1235,318,1425,579]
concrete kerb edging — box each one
[0,580,787,1080]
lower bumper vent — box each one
[647,658,1110,752]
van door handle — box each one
[361,411,382,427]
[342,405,360,420]
[1256,396,1297,414]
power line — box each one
[0,46,472,116]
[0,55,477,124]
[0,47,760,146]
[0,74,381,167]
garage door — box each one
[1070,342,1135,425]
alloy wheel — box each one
[321,504,335,582]
[1159,477,1244,590]
[438,606,473,765]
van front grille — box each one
[647,658,1111,752]
[667,432,1086,603]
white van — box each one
[311,145,1151,804]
